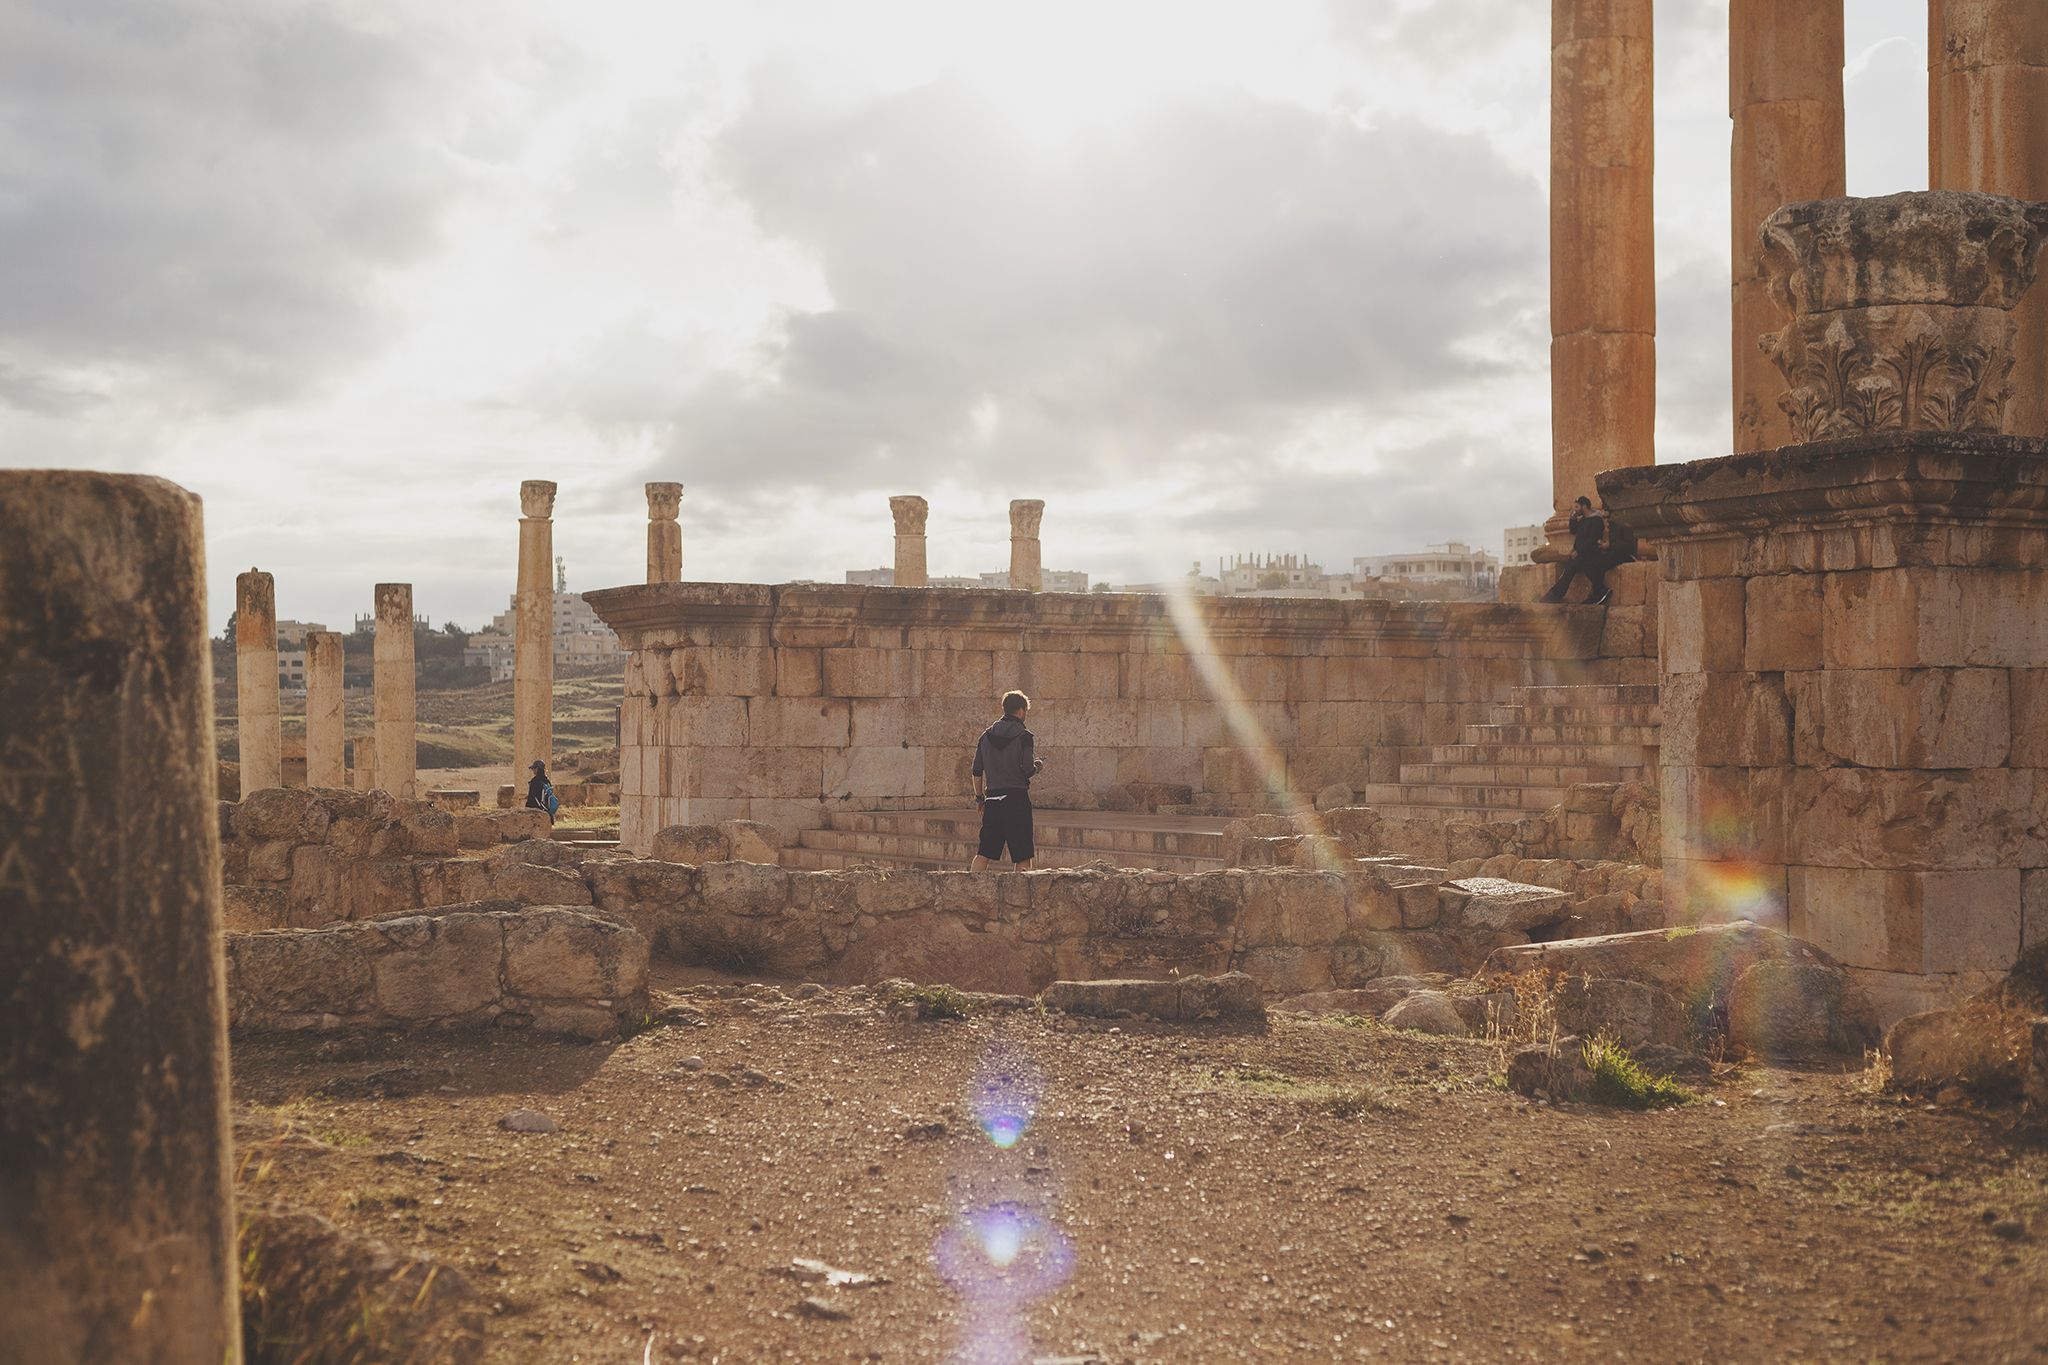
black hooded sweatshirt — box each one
[972,715,1037,793]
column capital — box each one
[889,494,929,535]
[646,481,683,521]
[520,480,558,518]
[1009,499,1045,538]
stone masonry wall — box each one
[582,583,1655,852]
[225,907,650,1040]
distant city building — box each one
[1502,525,1544,568]
[1353,543,1500,595]
[275,619,327,647]
[845,568,894,586]
[278,647,308,694]
[1218,554,1325,596]
[465,589,625,682]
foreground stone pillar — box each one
[890,495,929,587]
[646,481,683,584]
[0,472,240,1362]
[235,566,282,791]
[304,629,345,788]
[1549,0,1655,541]
[1603,191,2048,1026]
[374,582,416,799]
[1008,499,1044,592]
[1730,0,1845,452]
[514,480,555,778]
[1931,0,2048,435]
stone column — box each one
[374,582,416,799]
[1008,499,1044,592]
[514,480,556,779]
[1550,0,1655,542]
[1730,0,1845,453]
[1931,0,2048,436]
[0,472,240,1362]
[235,567,282,792]
[890,495,929,587]
[304,629,345,788]
[352,732,379,791]
[1602,192,2048,1026]
[646,481,683,584]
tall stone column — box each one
[235,567,282,792]
[0,472,240,1362]
[1008,499,1044,592]
[374,582,416,799]
[514,480,556,779]
[1550,0,1655,541]
[1730,0,1845,452]
[1931,0,2048,436]
[646,481,683,584]
[890,495,929,587]
[304,629,345,788]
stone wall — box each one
[221,787,552,930]
[582,583,1654,852]
[225,907,649,1040]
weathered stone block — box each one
[371,915,504,1019]
[1823,567,2048,669]
[2012,670,2048,766]
[1787,866,2022,973]
[821,647,915,697]
[504,909,650,1001]
[747,698,850,748]
[1743,573,1823,672]
[1788,768,2035,870]
[1660,578,1745,674]
[1816,668,2011,768]
[700,861,791,917]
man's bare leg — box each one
[970,855,991,872]
[1014,859,1032,871]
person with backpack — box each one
[525,759,559,824]
[969,690,1044,870]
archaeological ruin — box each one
[5,3,2048,1361]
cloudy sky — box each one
[2,0,1930,631]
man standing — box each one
[525,758,558,825]
[1540,495,1613,605]
[970,690,1043,870]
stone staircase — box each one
[784,808,1231,873]
[1363,682,1660,824]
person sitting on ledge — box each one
[969,690,1044,871]
[1541,494,1614,606]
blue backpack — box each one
[541,781,560,819]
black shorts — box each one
[976,790,1034,863]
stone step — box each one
[824,808,1229,859]
[1363,782,1568,812]
[1488,702,1662,727]
[1462,722,1663,747]
[1508,683,1660,707]
[1426,742,1658,768]
[1395,762,1632,788]
[1370,803,1541,826]
[796,825,1221,873]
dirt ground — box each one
[231,967,2048,1364]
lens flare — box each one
[934,1202,1075,1307]
[971,1049,1041,1150]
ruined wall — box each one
[225,907,649,1040]
[583,584,1655,852]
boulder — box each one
[1887,1000,2036,1097]
[1041,973,1264,1023]
[238,786,331,843]
[721,819,780,864]
[1554,976,1696,1052]
[1439,878,1569,934]
[1727,960,1875,1057]
[1382,991,1470,1037]
[239,1206,483,1364]
[652,824,732,865]
[487,862,593,906]
[1313,783,1355,813]
[1506,1036,1593,1102]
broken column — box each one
[1730,0,1845,453]
[1931,0,2048,435]
[0,472,240,1361]
[235,566,282,792]
[1602,191,2048,1026]
[891,495,930,587]
[514,480,555,779]
[646,481,683,584]
[1008,499,1044,592]
[1549,0,1656,541]
[304,629,345,788]
[374,582,416,799]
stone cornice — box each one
[1597,431,2048,539]
[583,582,1604,654]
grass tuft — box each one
[1582,1035,1698,1110]
[888,983,972,1021]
